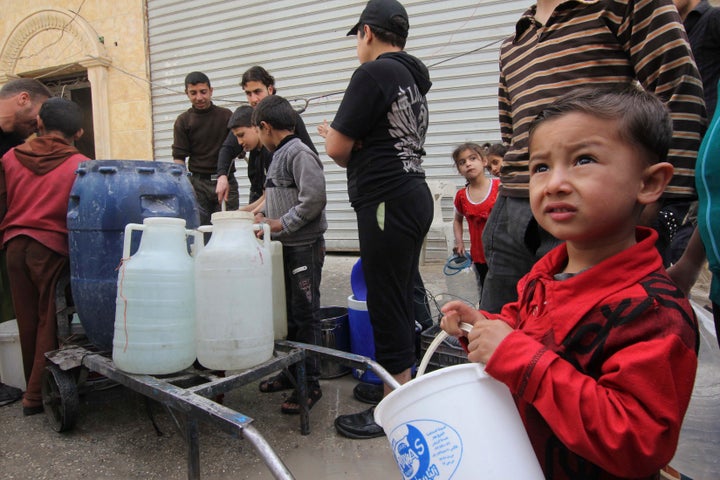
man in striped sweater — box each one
[480,0,707,313]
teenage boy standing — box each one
[321,0,433,439]
[253,95,327,414]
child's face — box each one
[185,82,213,110]
[455,148,487,181]
[232,125,260,151]
[256,122,276,152]
[487,154,503,177]
[528,112,649,250]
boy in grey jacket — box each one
[253,95,327,414]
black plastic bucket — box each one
[319,306,350,379]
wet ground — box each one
[0,254,716,479]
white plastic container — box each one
[0,319,26,390]
[269,240,287,340]
[374,327,544,480]
[195,211,274,370]
[113,217,199,374]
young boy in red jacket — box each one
[440,87,699,479]
[0,97,90,415]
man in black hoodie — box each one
[320,0,433,439]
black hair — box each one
[227,105,254,129]
[529,86,672,164]
[0,78,51,100]
[451,142,485,167]
[39,97,83,138]
[241,66,276,93]
[485,142,507,158]
[361,17,408,49]
[184,71,211,90]
[251,95,296,132]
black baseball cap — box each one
[347,0,409,39]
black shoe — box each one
[22,405,43,416]
[0,382,23,407]
[353,382,383,405]
[335,407,385,439]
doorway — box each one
[43,73,95,159]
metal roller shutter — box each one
[146,0,524,253]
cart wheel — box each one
[42,364,79,432]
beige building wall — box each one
[0,0,153,160]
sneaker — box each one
[334,407,385,439]
[353,382,383,405]
[0,382,22,406]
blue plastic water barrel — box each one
[67,160,200,351]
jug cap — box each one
[142,217,187,227]
[211,211,254,222]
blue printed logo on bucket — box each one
[388,421,462,480]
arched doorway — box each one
[0,9,111,158]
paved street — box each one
[0,253,716,479]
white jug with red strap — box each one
[113,217,199,374]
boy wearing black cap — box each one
[319,0,433,439]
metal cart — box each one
[42,281,397,480]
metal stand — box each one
[43,344,308,480]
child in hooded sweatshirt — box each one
[0,97,90,415]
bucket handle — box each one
[416,322,474,377]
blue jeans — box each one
[283,237,325,385]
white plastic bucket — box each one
[0,319,26,390]
[374,329,544,479]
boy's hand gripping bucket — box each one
[373,324,544,480]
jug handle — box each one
[252,222,271,250]
[187,229,203,256]
[122,223,145,259]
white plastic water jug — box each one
[195,211,274,370]
[269,240,287,340]
[113,217,199,374]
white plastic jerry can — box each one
[195,211,274,370]
[113,217,200,374]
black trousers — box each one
[356,184,433,375]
